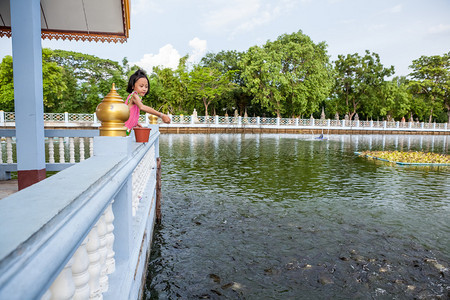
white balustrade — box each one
[6,137,13,164]
[71,241,91,300]
[40,200,116,300]
[90,138,94,158]
[59,137,65,163]
[49,137,55,164]
[49,258,76,300]
[80,138,85,162]
[86,225,102,300]
[131,145,155,216]
[0,129,159,300]
[97,215,108,293]
[69,137,75,164]
[104,204,115,275]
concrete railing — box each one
[167,115,449,131]
[0,129,99,180]
[0,126,161,299]
[1,111,449,132]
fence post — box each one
[256,117,260,126]
[327,119,330,127]
[396,121,400,128]
[383,121,387,129]
[276,117,280,126]
[215,115,219,125]
[421,122,424,129]
[65,112,69,124]
[93,113,98,125]
[0,110,4,125]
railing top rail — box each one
[0,129,100,138]
[0,132,159,299]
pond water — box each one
[146,134,449,299]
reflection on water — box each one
[146,134,450,299]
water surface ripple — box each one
[146,134,450,299]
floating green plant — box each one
[355,151,450,166]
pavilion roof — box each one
[0,0,130,43]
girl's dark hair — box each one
[127,69,150,95]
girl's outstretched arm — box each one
[132,93,171,124]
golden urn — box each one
[96,83,130,136]
[149,114,158,124]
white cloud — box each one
[132,44,181,73]
[188,37,208,63]
[428,24,450,34]
[204,0,261,30]
[388,4,402,14]
[131,0,163,15]
[132,38,208,73]
[368,23,387,31]
[203,0,297,38]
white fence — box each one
[0,129,99,180]
[1,111,449,132]
[169,115,449,131]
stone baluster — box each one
[104,203,116,275]
[132,146,155,216]
[49,137,55,164]
[49,258,76,300]
[86,226,102,300]
[59,137,65,163]
[89,138,94,158]
[6,137,13,163]
[79,138,85,162]
[96,215,109,293]
[71,240,91,299]
[131,171,140,216]
[69,137,75,163]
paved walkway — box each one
[0,180,18,200]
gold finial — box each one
[95,84,130,136]
[150,114,158,124]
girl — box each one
[124,69,171,134]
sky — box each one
[0,0,449,77]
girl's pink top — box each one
[124,92,140,130]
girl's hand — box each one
[161,114,171,124]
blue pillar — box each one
[10,0,46,189]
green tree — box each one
[380,76,412,120]
[408,52,450,123]
[150,66,188,114]
[187,65,234,116]
[240,30,332,118]
[0,51,67,112]
[333,51,394,120]
[200,50,249,115]
[41,49,67,111]
[46,49,127,112]
[0,55,14,112]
